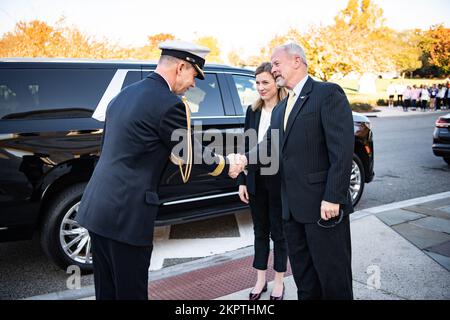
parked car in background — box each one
[432,113,450,165]
[0,58,374,271]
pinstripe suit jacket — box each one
[247,76,354,223]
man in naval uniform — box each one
[75,40,243,300]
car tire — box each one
[40,182,93,273]
[444,157,450,165]
[350,154,365,207]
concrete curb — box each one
[25,191,450,300]
[361,113,379,118]
[360,108,448,118]
[360,191,450,215]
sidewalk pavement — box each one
[360,106,449,118]
[28,192,450,300]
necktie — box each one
[284,90,296,130]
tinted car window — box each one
[141,72,225,117]
[184,73,225,117]
[0,68,115,120]
[232,75,259,113]
[122,71,141,89]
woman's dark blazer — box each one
[237,105,281,195]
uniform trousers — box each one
[89,231,153,300]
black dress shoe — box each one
[270,285,285,300]
[249,282,267,300]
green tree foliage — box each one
[389,30,423,77]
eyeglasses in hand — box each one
[317,209,344,228]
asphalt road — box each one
[356,112,450,210]
[1,112,449,300]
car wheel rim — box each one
[349,160,362,203]
[59,202,92,265]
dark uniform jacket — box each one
[247,77,354,223]
[76,72,227,246]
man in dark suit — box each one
[238,43,354,299]
[75,40,242,300]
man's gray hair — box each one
[277,43,308,67]
[159,55,181,65]
[159,55,193,70]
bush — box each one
[376,99,387,106]
[350,102,375,112]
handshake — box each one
[226,153,248,179]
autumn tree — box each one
[257,0,426,81]
[228,49,246,67]
[255,0,389,80]
[0,19,120,59]
[421,25,450,75]
[332,0,391,74]
[125,33,175,60]
[0,20,63,57]
[194,36,222,63]
[334,0,384,32]
[388,30,423,78]
[328,0,425,77]
[257,27,355,81]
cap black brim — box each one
[193,64,205,80]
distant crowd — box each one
[386,82,450,112]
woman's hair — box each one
[251,62,288,111]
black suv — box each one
[0,59,374,271]
[432,113,450,165]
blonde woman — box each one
[237,62,288,300]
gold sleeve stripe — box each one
[208,154,225,177]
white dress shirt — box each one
[290,75,309,106]
[258,107,272,143]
